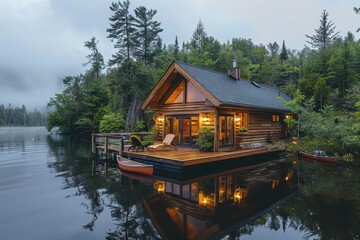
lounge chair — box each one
[128,135,151,152]
[148,134,177,151]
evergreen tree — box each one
[267,42,279,59]
[107,0,136,65]
[191,20,207,53]
[174,35,179,60]
[83,37,104,79]
[279,40,288,61]
[354,7,360,32]
[306,10,339,52]
[132,6,163,61]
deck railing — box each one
[91,132,152,155]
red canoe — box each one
[117,155,153,176]
[298,150,336,164]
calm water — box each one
[0,127,359,240]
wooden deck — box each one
[123,146,281,167]
[91,133,283,168]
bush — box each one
[196,128,215,151]
[99,112,126,133]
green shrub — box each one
[99,112,126,133]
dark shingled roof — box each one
[177,61,292,112]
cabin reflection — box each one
[142,159,298,240]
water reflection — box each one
[2,127,359,240]
[46,133,161,239]
[138,159,298,239]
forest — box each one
[0,104,46,126]
[46,1,360,159]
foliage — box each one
[99,112,126,133]
[305,10,339,51]
[133,121,145,132]
[44,5,360,161]
[0,104,46,126]
[239,126,248,132]
[196,128,215,150]
[299,104,360,155]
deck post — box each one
[104,136,108,154]
[214,111,219,152]
[118,137,123,156]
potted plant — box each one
[239,126,248,132]
[196,128,215,152]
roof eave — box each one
[219,101,292,113]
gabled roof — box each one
[142,60,292,112]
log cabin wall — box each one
[156,104,215,141]
[236,110,285,148]
[199,112,215,130]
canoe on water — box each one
[298,150,336,165]
[117,155,154,176]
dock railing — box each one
[91,132,153,156]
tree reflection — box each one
[46,135,160,239]
[239,160,360,239]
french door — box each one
[219,115,234,148]
[165,115,199,145]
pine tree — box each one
[306,10,339,52]
[83,37,104,79]
[267,42,279,58]
[174,36,179,60]
[191,20,207,53]
[106,0,136,65]
[132,6,163,61]
[354,7,360,32]
[279,40,288,61]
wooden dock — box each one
[122,147,276,167]
[91,133,283,168]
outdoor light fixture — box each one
[202,113,209,122]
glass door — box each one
[165,115,199,146]
[166,116,180,144]
[219,115,234,148]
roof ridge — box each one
[175,60,290,99]
[175,60,233,78]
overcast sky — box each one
[0,0,358,110]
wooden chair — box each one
[148,134,177,151]
[128,135,150,152]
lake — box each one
[0,127,359,239]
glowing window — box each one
[272,115,280,122]
[165,81,184,104]
[187,82,205,102]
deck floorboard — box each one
[123,146,279,166]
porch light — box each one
[234,188,242,203]
[157,117,164,122]
[202,198,208,206]
[202,114,209,122]
[154,180,165,193]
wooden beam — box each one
[174,63,221,107]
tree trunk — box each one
[119,88,126,110]
[126,92,142,131]
[113,88,118,111]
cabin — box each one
[142,59,293,152]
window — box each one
[164,80,205,104]
[165,81,184,104]
[235,112,249,132]
[187,82,206,102]
[272,115,280,122]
